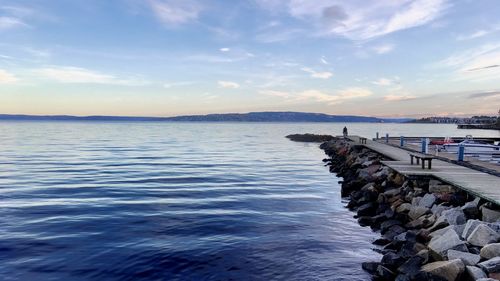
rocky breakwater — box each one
[320,137,500,281]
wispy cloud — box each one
[301,67,333,79]
[297,87,372,104]
[255,27,305,43]
[372,43,395,54]
[259,0,450,40]
[218,80,240,89]
[372,77,399,86]
[259,89,291,98]
[439,43,500,82]
[0,16,27,30]
[0,69,18,83]
[468,91,500,99]
[35,66,149,86]
[148,0,202,25]
[262,87,372,105]
[163,81,197,88]
[456,24,500,41]
[219,47,230,52]
[384,94,417,101]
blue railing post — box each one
[385,133,389,143]
[400,136,404,147]
[421,138,426,153]
[458,145,465,161]
[376,132,379,139]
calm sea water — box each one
[0,122,498,281]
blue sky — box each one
[0,0,499,117]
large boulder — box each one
[447,249,480,266]
[409,206,430,220]
[478,257,500,274]
[432,204,451,216]
[481,206,500,223]
[462,220,485,240]
[396,203,412,213]
[419,193,437,208]
[461,197,480,219]
[465,266,487,280]
[357,202,377,216]
[430,225,464,240]
[428,229,468,260]
[421,259,465,281]
[480,243,500,260]
[466,224,500,247]
[441,208,467,225]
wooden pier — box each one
[346,136,500,205]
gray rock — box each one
[461,197,480,218]
[421,259,465,281]
[476,278,497,281]
[429,225,461,239]
[441,208,467,225]
[487,222,500,233]
[480,243,500,260]
[465,266,487,280]
[412,196,421,206]
[384,188,401,197]
[467,224,500,247]
[432,204,451,216]
[447,249,480,266]
[478,257,500,274]
[396,203,412,213]
[463,220,485,240]
[409,206,430,220]
[428,229,467,260]
[481,206,500,223]
[419,193,437,208]
[417,249,430,263]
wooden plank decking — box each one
[346,136,500,205]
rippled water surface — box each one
[0,122,498,281]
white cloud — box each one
[163,81,196,88]
[296,87,372,104]
[296,89,340,104]
[35,66,149,86]
[259,0,449,40]
[439,43,500,82]
[384,94,417,101]
[320,56,329,65]
[301,67,333,79]
[0,16,26,30]
[262,87,372,105]
[372,78,397,86]
[259,89,291,98]
[372,43,394,54]
[148,0,201,25]
[456,24,500,41]
[337,87,373,99]
[0,69,18,83]
[219,47,230,52]
[218,80,240,89]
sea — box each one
[0,121,498,281]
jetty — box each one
[346,136,500,205]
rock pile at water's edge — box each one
[317,137,500,281]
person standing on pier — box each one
[343,126,348,138]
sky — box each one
[0,0,499,117]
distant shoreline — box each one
[0,112,413,123]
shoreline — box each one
[289,134,500,281]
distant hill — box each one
[0,112,413,123]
